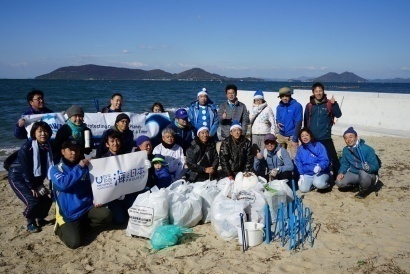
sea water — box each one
[1,79,409,170]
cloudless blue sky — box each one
[1,0,409,79]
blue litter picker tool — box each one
[268,179,313,250]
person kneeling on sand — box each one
[253,133,293,183]
[50,140,112,249]
[336,127,380,199]
[295,128,331,193]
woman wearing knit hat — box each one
[96,113,134,158]
[249,89,276,154]
[186,126,219,182]
[219,121,253,180]
[336,127,380,199]
[53,105,93,163]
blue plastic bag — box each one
[150,225,193,250]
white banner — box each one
[22,112,171,140]
[89,151,148,204]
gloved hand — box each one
[145,160,151,169]
[363,163,370,172]
[269,168,279,178]
[35,184,48,197]
[313,164,321,174]
[298,176,305,188]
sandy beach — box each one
[0,135,409,274]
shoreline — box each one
[0,135,409,273]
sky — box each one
[1,0,409,80]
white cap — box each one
[197,126,209,136]
[197,88,208,97]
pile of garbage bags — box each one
[126,172,294,242]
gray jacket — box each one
[217,100,250,139]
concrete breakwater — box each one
[237,89,410,138]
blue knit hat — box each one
[253,89,264,100]
[343,127,357,136]
[230,120,242,131]
[136,135,151,146]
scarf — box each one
[67,120,86,145]
[161,140,175,150]
[32,140,54,177]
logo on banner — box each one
[94,167,146,190]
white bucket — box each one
[237,222,265,247]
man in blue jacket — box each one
[50,140,112,249]
[166,108,195,155]
[336,127,380,199]
[304,82,342,179]
[188,88,219,138]
[14,89,54,140]
[275,87,303,159]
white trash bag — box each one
[191,180,220,223]
[126,187,169,239]
[234,172,259,192]
[210,181,249,241]
[236,189,267,225]
[168,181,203,228]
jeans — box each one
[335,170,377,190]
[299,173,330,193]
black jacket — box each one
[186,137,219,182]
[219,135,253,178]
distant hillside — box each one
[312,72,367,82]
[370,78,410,83]
[35,64,262,81]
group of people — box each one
[7,83,380,249]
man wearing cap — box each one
[166,108,195,155]
[186,127,219,182]
[188,88,219,138]
[336,127,380,199]
[53,105,93,163]
[96,113,134,158]
[304,82,342,179]
[276,87,303,159]
[14,89,54,140]
[219,121,253,180]
[50,141,112,249]
[217,84,250,140]
[254,134,293,182]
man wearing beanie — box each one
[96,113,134,158]
[188,88,219,138]
[276,86,303,159]
[53,105,93,163]
[218,84,250,140]
[166,108,195,155]
[186,126,219,182]
[219,121,253,180]
[336,127,380,198]
[304,82,342,179]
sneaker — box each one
[37,219,51,227]
[27,223,41,233]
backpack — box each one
[3,150,19,172]
[307,100,334,127]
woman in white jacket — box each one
[249,89,276,153]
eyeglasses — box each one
[32,97,44,101]
[118,120,129,124]
[264,140,276,145]
[279,95,291,98]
